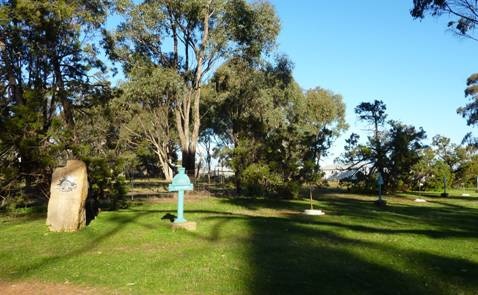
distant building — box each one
[322,164,369,181]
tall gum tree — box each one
[108,0,280,175]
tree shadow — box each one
[4,194,478,293]
[2,206,251,281]
[3,208,168,280]
[244,215,478,294]
[219,196,308,212]
[218,195,478,294]
[401,191,478,201]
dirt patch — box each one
[0,280,113,295]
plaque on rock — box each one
[47,160,89,232]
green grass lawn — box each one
[1,192,478,294]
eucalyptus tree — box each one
[107,0,280,175]
[116,63,185,181]
[411,0,478,41]
[431,135,460,169]
[460,73,478,142]
[207,57,347,195]
[205,57,288,191]
[410,136,478,189]
[411,1,478,144]
[429,135,478,187]
[454,145,478,186]
[411,147,453,190]
[298,88,348,180]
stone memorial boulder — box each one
[47,160,88,232]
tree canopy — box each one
[106,0,280,175]
[0,0,112,200]
[411,0,478,41]
[411,0,478,144]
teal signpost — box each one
[168,167,193,224]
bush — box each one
[83,156,129,210]
[240,163,302,198]
[240,163,273,196]
[276,181,301,199]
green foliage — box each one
[107,0,282,174]
[206,57,347,197]
[224,0,280,60]
[116,62,185,180]
[409,136,478,190]
[72,99,136,209]
[0,0,111,203]
[387,121,427,191]
[239,162,301,198]
[459,72,478,144]
[1,0,347,203]
[453,146,478,187]
[411,148,453,190]
[355,100,387,127]
[241,163,276,195]
[411,0,478,40]
[341,101,427,193]
[82,155,129,210]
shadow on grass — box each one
[219,193,478,238]
[3,208,171,280]
[402,191,478,201]
[4,194,478,294]
[2,207,246,280]
[218,195,478,294]
[219,196,306,212]
[245,215,478,294]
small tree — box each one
[116,63,184,181]
[340,101,427,192]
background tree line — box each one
[0,0,347,208]
[334,0,478,194]
[2,0,478,210]
[339,100,478,193]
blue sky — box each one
[270,1,477,164]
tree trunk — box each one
[182,147,196,177]
[175,4,211,178]
[53,59,74,131]
[235,171,242,194]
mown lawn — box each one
[1,192,477,294]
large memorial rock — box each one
[47,160,89,232]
